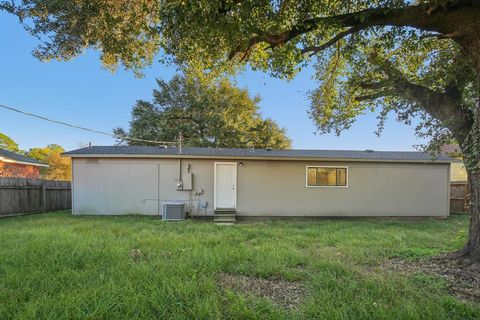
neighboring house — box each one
[440,144,468,183]
[0,149,48,178]
[450,162,468,182]
[440,144,469,213]
[63,146,454,220]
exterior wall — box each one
[72,158,450,217]
[237,160,449,217]
[72,158,214,216]
[0,162,40,178]
[450,162,468,182]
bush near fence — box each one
[0,178,71,216]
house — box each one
[63,146,454,221]
[440,144,468,213]
[0,149,48,178]
[440,144,467,183]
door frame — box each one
[214,162,237,210]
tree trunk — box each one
[451,96,480,264]
[455,169,480,264]
[457,30,480,76]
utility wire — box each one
[0,103,176,145]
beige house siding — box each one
[237,160,449,217]
[450,162,468,182]
[72,158,450,217]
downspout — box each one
[158,163,161,217]
[178,158,182,184]
[178,132,183,188]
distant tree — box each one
[0,133,22,177]
[27,144,71,180]
[27,144,64,160]
[0,133,19,153]
[115,75,291,149]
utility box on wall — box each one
[181,173,193,190]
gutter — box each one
[60,153,454,164]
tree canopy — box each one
[27,144,71,180]
[2,1,479,155]
[0,132,20,153]
[114,75,291,149]
[0,133,71,180]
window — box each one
[306,166,347,187]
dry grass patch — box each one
[384,258,480,303]
[129,248,144,262]
[217,273,307,309]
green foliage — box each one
[0,212,477,319]
[27,144,64,160]
[310,33,479,152]
[115,75,291,149]
[0,132,19,153]
[27,144,71,180]
[3,1,479,163]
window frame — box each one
[305,166,349,188]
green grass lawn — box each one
[0,212,478,319]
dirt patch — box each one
[217,273,307,309]
[383,258,480,303]
[129,248,144,262]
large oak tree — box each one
[114,75,291,149]
[3,0,480,263]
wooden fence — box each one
[450,182,469,213]
[0,178,71,216]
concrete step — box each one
[213,209,237,224]
[214,213,236,218]
[215,210,236,214]
[214,215,236,220]
[214,211,236,224]
[213,219,236,224]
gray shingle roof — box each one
[62,146,455,163]
[0,149,47,166]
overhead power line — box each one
[0,103,176,145]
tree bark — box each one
[451,169,480,264]
[454,31,480,80]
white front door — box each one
[214,162,237,209]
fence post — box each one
[41,180,47,213]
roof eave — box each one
[62,153,453,164]
[0,158,49,167]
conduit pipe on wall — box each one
[176,158,182,190]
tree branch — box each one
[277,0,292,17]
[420,32,459,40]
[301,26,361,56]
[367,54,474,137]
[355,90,394,101]
[358,82,390,90]
[230,0,478,61]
